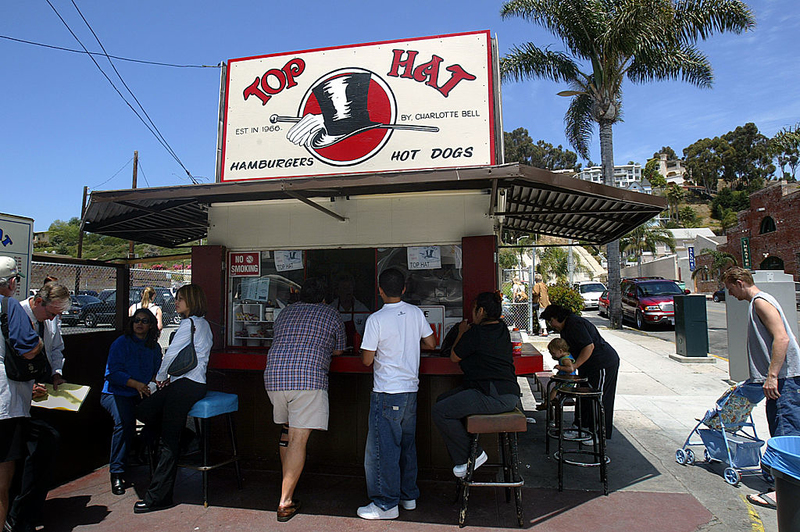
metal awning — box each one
[83,163,667,248]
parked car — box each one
[61,294,102,326]
[621,278,688,329]
[796,282,800,310]
[712,289,726,303]
[80,289,118,327]
[575,281,607,310]
[598,290,610,317]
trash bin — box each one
[766,436,800,531]
[674,294,709,357]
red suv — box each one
[621,278,686,329]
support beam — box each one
[282,189,348,222]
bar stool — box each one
[553,386,608,495]
[181,391,244,507]
[544,374,589,455]
[458,409,527,528]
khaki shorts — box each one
[267,389,329,430]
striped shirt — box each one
[264,302,346,391]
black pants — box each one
[8,419,60,530]
[579,364,619,440]
[135,378,206,505]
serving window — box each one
[226,246,463,350]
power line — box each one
[0,34,219,69]
[43,0,199,184]
[91,157,132,189]
[137,160,151,187]
[67,0,194,182]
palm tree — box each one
[537,246,589,284]
[620,224,676,277]
[500,0,754,328]
[691,249,737,284]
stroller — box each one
[676,381,765,486]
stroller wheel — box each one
[704,449,712,463]
[675,449,687,465]
[685,449,695,465]
[724,468,741,486]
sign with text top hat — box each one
[219,31,499,182]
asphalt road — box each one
[584,299,800,361]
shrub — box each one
[547,282,583,316]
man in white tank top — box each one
[723,267,800,509]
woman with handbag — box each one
[133,284,212,514]
[100,308,162,495]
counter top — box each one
[209,345,542,375]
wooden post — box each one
[128,151,138,259]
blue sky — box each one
[2,0,798,232]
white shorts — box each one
[267,389,329,430]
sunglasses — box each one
[132,317,151,324]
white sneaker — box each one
[400,499,416,511]
[453,450,488,478]
[357,502,399,520]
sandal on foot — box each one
[277,500,301,522]
[747,492,776,509]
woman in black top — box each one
[432,292,520,478]
[540,304,620,439]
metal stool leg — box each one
[510,433,524,527]
[458,434,480,528]
[227,413,243,489]
[201,418,209,508]
[557,394,565,492]
[597,401,608,495]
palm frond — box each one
[564,93,594,159]
[673,0,755,42]
[500,43,581,83]
[627,43,713,87]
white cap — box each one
[0,256,23,282]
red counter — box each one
[209,347,543,375]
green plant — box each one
[547,282,583,316]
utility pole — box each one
[128,150,138,259]
[75,185,89,295]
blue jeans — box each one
[365,392,420,510]
[766,376,800,437]
[100,393,139,474]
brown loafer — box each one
[277,500,301,522]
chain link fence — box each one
[30,261,190,340]
[501,266,538,333]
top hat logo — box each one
[271,68,438,166]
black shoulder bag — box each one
[2,296,52,382]
[167,317,197,376]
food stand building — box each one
[81,32,666,472]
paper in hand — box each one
[32,383,91,412]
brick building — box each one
[720,182,800,280]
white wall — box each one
[621,254,678,279]
[207,191,495,249]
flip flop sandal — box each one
[746,492,776,509]
[277,499,302,522]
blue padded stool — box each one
[183,391,243,507]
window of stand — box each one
[227,246,463,350]
[228,251,306,348]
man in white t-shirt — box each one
[356,268,435,520]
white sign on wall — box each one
[407,246,441,270]
[0,213,33,299]
[220,31,497,182]
[274,250,304,272]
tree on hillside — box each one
[504,128,581,170]
[721,122,774,188]
[620,224,676,277]
[653,146,677,160]
[664,183,685,224]
[770,124,800,181]
[683,137,730,194]
[643,158,667,188]
[499,0,754,329]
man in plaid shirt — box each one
[264,277,345,522]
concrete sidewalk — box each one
[37,326,776,531]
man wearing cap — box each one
[0,257,44,531]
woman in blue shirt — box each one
[100,308,162,495]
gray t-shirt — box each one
[747,291,800,381]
